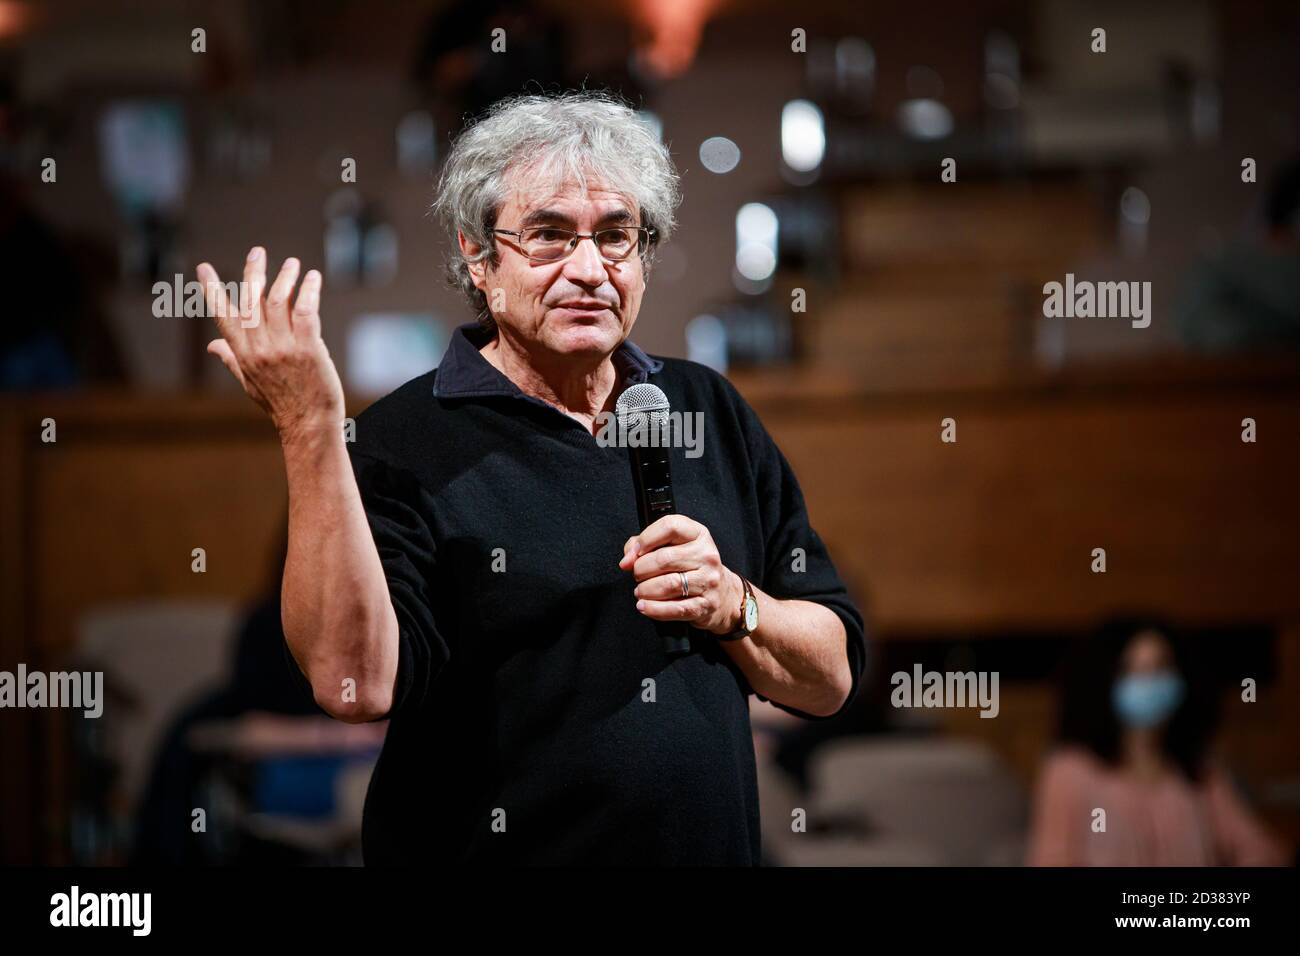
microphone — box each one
[616,383,693,658]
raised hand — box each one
[198,247,346,445]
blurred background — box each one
[1,0,1298,866]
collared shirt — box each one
[430,320,665,401]
[343,320,867,865]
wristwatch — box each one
[719,573,759,641]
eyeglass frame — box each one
[489,224,658,263]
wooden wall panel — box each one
[31,440,286,653]
[737,368,1300,633]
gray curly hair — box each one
[432,90,682,333]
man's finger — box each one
[265,256,301,338]
[635,596,708,623]
[634,571,707,602]
[206,338,247,390]
[631,543,700,581]
[292,268,323,339]
[197,262,238,340]
[633,515,699,554]
[240,246,267,332]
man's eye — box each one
[533,229,569,242]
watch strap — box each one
[717,573,754,642]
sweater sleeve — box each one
[722,376,869,721]
[348,447,451,720]
[1204,765,1291,866]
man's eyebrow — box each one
[519,207,636,228]
[596,208,636,226]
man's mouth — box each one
[555,301,611,311]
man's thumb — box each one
[207,339,243,384]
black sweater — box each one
[345,321,867,865]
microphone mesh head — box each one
[616,383,671,427]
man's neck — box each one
[480,330,620,431]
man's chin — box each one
[546,314,623,353]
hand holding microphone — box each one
[619,515,746,636]
[615,383,746,650]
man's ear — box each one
[458,230,489,291]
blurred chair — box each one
[74,600,241,816]
[239,758,375,864]
[71,598,381,865]
[767,737,1028,866]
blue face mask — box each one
[1112,671,1185,728]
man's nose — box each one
[563,235,610,285]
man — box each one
[199,91,866,865]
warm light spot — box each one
[629,0,722,79]
[0,1,33,39]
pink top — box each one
[1026,746,1291,866]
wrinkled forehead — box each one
[498,162,640,225]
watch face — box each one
[743,596,759,631]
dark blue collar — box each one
[431,321,664,400]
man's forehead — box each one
[501,178,638,220]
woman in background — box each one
[1027,617,1290,866]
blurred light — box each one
[984,73,1020,110]
[906,65,944,99]
[1119,187,1151,258]
[362,223,399,287]
[325,216,361,285]
[1120,187,1151,224]
[396,111,436,177]
[629,0,721,79]
[0,1,33,39]
[1191,78,1221,143]
[635,110,664,143]
[736,202,778,245]
[699,136,740,174]
[781,100,825,173]
[323,187,362,220]
[983,31,1021,113]
[735,202,778,284]
[984,29,1020,81]
[98,102,189,215]
[686,314,728,372]
[735,245,776,283]
[897,99,954,140]
[347,314,445,395]
[834,37,875,98]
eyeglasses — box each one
[490,225,656,263]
